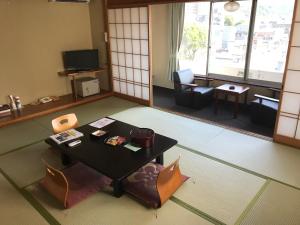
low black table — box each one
[45,118,177,197]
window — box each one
[209,1,252,77]
[179,0,295,84]
[179,2,210,75]
[249,0,295,83]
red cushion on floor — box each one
[123,162,188,208]
[64,163,112,208]
[41,162,112,208]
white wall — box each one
[151,4,174,89]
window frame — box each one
[182,0,295,85]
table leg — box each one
[61,153,71,166]
[234,94,239,119]
[156,154,164,165]
[244,90,249,105]
[214,91,219,114]
[113,179,124,198]
[70,76,78,101]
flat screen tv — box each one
[63,49,99,71]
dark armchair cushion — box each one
[251,97,279,128]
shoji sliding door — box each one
[274,0,300,148]
[108,7,151,105]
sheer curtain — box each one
[167,3,185,80]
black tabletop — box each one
[45,118,177,180]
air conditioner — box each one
[48,0,90,3]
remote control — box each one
[68,140,82,147]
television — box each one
[63,49,99,71]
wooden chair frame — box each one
[51,113,78,134]
[156,157,184,206]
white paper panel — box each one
[109,24,116,37]
[281,92,300,115]
[125,39,132,53]
[109,7,149,102]
[127,83,135,96]
[134,69,142,82]
[142,87,149,100]
[140,24,148,39]
[139,7,148,23]
[112,65,119,78]
[115,9,123,23]
[134,85,142,98]
[120,81,126,94]
[126,68,134,81]
[125,54,133,67]
[133,54,141,68]
[108,9,115,23]
[123,8,131,23]
[296,0,300,22]
[295,119,300,140]
[142,70,149,84]
[132,40,141,54]
[277,115,297,138]
[119,66,126,79]
[111,52,118,65]
[117,39,125,52]
[124,24,131,39]
[292,23,300,46]
[131,8,139,23]
[141,56,149,70]
[132,24,140,39]
[288,47,300,70]
[113,80,120,93]
[118,53,125,66]
[116,24,124,38]
[141,40,148,55]
[110,38,117,52]
[284,70,300,93]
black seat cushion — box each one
[250,98,279,128]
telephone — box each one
[39,97,52,104]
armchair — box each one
[250,94,279,128]
[173,69,214,109]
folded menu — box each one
[50,129,83,144]
[89,118,115,129]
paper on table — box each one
[89,118,115,129]
[124,143,142,152]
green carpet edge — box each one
[233,179,271,225]
[170,196,226,225]
[0,168,61,225]
[0,139,45,157]
[176,144,300,191]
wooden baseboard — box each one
[113,92,150,106]
[274,134,300,149]
[0,91,113,128]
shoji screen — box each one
[274,0,300,147]
[108,7,151,105]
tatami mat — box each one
[0,174,48,225]
[111,107,300,188]
[0,142,62,188]
[27,184,213,225]
[33,96,139,130]
[0,120,51,155]
[240,181,300,225]
[165,146,266,225]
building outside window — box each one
[179,0,295,84]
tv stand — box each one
[58,67,107,101]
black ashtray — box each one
[229,85,235,90]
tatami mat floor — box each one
[0,96,299,225]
